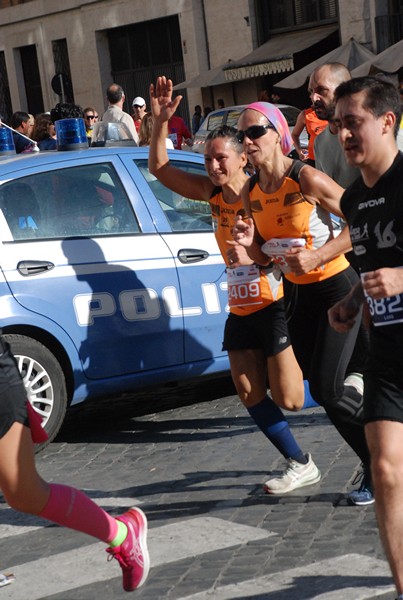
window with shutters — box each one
[255,0,338,39]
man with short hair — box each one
[102,84,139,144]
[309,63,360,188]
[10,111,35,153]
[131,96,146,133]
[83,106,99,140]
[329,76,403,599]
[307,63,374,508]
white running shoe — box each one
[0,573,15,587]
[264,453,321,495]
[344,372,364,396]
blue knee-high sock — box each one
[247,395,307,463]
[302,380,320,409]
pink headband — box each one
[244,101,293,156]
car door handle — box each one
[17,260,55,276]
[177,248,209,264]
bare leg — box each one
[229,346,304,410]
[0,422,50,514]
[268,346,304,411]
[229,348,267,407]
[366,420,403,594]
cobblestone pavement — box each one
[0,378,397,599]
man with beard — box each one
[309,63,360,188]
[308,62,373,506]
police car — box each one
[0,124,230,447]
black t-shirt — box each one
[341,151,403,363]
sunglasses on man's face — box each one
[85,115,98,120]
[133,105,144,109]
[236,123,275,144]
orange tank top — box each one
[305,108,328,160]
[209,188,283,315]
[248,163,349,285]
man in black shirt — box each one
[329,76,403,600]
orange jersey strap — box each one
[248,163,349,284]
[209,188,283,315]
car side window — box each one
[0,163,140,240]
[206,111,225,131]
[225,110,242,128]
[134,159,212,232]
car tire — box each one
[3,334,68,452]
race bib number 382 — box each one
[362,269,403,326]
[227,265,263,307]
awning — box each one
[173,62,232,90]
[173,24,337,90]
[223,25,338,82]
[351,38,403,77]
[275,38,376,89]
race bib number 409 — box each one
[227,265,263,307]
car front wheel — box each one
[3,334,68,451]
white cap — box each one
[132,97,145,107]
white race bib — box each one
[227,265,263,307]
[362,268,403,326]
[261,238,306,274]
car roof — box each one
[207,103,297,114]
[0,146,202,176]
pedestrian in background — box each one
[192,104,203,134]
[10,111,35,153]
[101,84,139,144]
[139,111,173,148]
[131,96,147,133]
[83,106,99,141]
[291,106,328,166]
[31,113,57,151]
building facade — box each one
[0,0,402,126]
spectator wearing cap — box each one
[131,97,147,133]
[101,84,139,144]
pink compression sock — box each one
[39,483,118,544]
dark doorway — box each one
[20,44,44,115]
[107,15,190,127]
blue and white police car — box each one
[0,123,230,447]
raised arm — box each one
[291,110,308,161]
[148,76,212,201]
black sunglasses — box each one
[133,105,144,109]
[85,115,98,120]
[236,123,275,144]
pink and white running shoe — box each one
[106,507,150,591]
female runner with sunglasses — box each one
[232,102,372,505]
[148,76,320,494]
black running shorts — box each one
[0,336,29,439]
[222,299,291,357]
[364,362,403,424]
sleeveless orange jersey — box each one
[305,108,328,160]
[248,163,349,285]
[209,188,283,316]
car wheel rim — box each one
[16,354,54,427]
